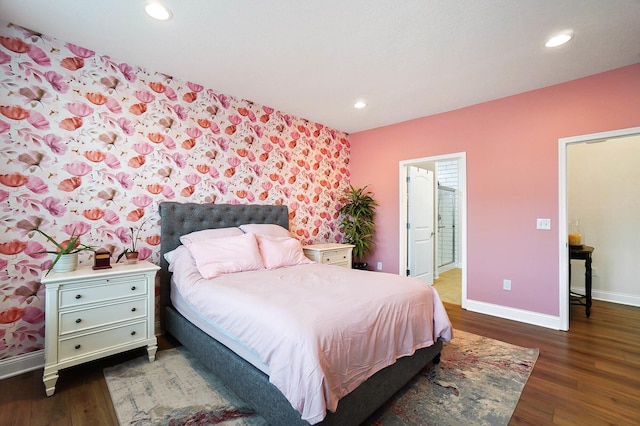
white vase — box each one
[52,253,78,273]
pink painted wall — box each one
[349,63,640,316]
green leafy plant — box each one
[338,185,378,264]
[32,227,95,274]
[117,220,147,263]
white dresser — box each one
[302,243,355,268]
[41,261,159,396]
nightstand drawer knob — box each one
[75,294,82,299]
[131,286,136,291]
[130,331,136,336]
[75,344,81,350]
[75,318,82,323]
[131,307,137,312]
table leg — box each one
[585,253,592,317]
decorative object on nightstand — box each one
[29,224,95,274]
[338,185,378,270]
[303,243,355,269]
[117,219,149,264]
[41,260,160,396]
[92,248,112,270]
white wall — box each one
[568,134,640,306]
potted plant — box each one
[117,220,147,264]
[338,185,378,270]
[32,227,95,275]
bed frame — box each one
[159,202,442,425]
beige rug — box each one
[104,330,538,425]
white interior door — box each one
[407,166,434,284]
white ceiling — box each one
[1,0,639,134]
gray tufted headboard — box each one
[158,202,289,329]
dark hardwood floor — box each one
[1,300,639,425]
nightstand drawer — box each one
[58,321,147,362]
[59,277,147,308]
[321,250,349,264]
[59,298,147,335]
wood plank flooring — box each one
[1,300,639,425]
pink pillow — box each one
[180,227,244,245]
[256,234,312,269]
[186,233,264,279]
[239,223,290,238]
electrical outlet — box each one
[376,262,383,271]
[536,218,551,230]
[503,279,512,291]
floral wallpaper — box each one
[0,21,350,361]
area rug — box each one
[104,330,538,426]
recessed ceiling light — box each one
[545,31,573,48]
[145,3,172,21]
[354,101,367,109]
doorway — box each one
[558,126,640,330]
[399,152,467,307]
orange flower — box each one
[146,183,164,194]
[0,172,28,187]
[0,36,30,53]
[129,103,147,115]
[236,148,248,157]
[147,133,165,143]
[0,105,29,120]
[58,177,81,192]
[288,176,297,184]
[259,152,269,162]
[59,117,83,130]
[260,114,269,123]
[288,211,296,220]
[128,155,146,168]
[183,92,197,103]
[127,208,145,221]
[269,173,280,181]
[197,118,211,128]
[83,208,105,220]
[84,150,106,162]
[85,92,108,105]
[225,125,236,135]
[180,186,195,197]
[149,82,166,93]
[237,107,249,116]
[60,57,84,71]
[0,307,25,324]
[0,240,27,255]
[146,235,161,246]
[259,191,269,201]
[196,164,210,174]
[182,139,196,150]
[236,190,247,199]
[223,168,236,178]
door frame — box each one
[399,152,468,307]
[558,126,640,331]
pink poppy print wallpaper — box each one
[0,21,350,362]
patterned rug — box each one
[104,330,538,426]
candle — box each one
[568,233,581,246]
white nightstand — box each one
[302,243,355,268]
[41,260,159,396]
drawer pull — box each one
[131,286,136,291]
[75,344,81,350]
[75,318,82,323]
[75,294,82,299]
[131,307,137,312]
[130,331,136,336]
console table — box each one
[569,245,594,317]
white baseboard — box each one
[0,349,44,380]
[572,287,640,307]
[464,299,564,330]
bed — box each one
[159,202,451,425]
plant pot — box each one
[352,262,368,270]
[125,252,139,264]
[52,253,78,273]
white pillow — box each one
[186,233,264,279]
[179,227,244,245]
[239,223,290,238]
[256,234,312,269]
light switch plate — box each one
[536,218,551,230]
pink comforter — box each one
[169,247,453,424]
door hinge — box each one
[406,269,410,276]
[406,222,411,229]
